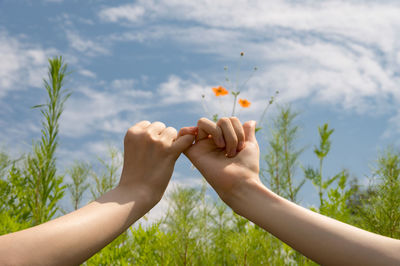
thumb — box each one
[172,134,196,154]
[243,120,257,144]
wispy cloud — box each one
[60,80,154,138]
[0,30,57,99]
[97,0,400,117]
[78,69,97,79]
[98,4,145,23]
[65,30,109,56]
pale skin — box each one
[183,117,400,265]
[0,121,196,266]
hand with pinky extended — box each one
[180,117,261,207]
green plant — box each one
[67,161,91,210]
[90,146,122,199]
[0,151,11,178]
[24,56,70,225]
[85,231,132,266]
[318,170,354,223]
[0,163,31,231]
[263,105,305,202]
[163,186,202,265]
[354,149,400,238]
[304,123,342,208]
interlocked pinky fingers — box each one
[229,117,245,151]
[197,118,225,148]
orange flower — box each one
[212,86,228,96]
[238,98,251,108]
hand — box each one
[182,117,261,205]
[119,121,196,207]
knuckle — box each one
[153,121,166,129]
[128,125,139,133]
[137,120,150,126]
[217,117,230,125]
[167,126,177,134]
[229,116,240,123]
[167,127,178,138]
[198,117,209,126]
[148,132,159,142]
[124,126,141,142]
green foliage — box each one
[352,149,400,238]
[263,105,305,202]
[318,170,354,223]
[0,163,31,227]
[24,56,70,224]
[212,113,219,122]
[67,161,91,210]
[163,186,205,265]
[85,231,133,265]
[91,146,122,199]
[0,211,30,235]
[304,123,343,208]
[128,224,170,264]
[0,151,11,178]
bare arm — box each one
[231,178,400,265]
[0,121,195,266]
[184,117,400,265]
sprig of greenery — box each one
[24,56,70,224]
[67,161,91,210]
[304,123,342,208]
[263,106,305,202]
[90,146,122,200]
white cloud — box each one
[79,69,97,79]
[158,75,207,105]
[60,82,154,138]
[99,4,145,23]
[98,0,400,117]
[65,30,109,56]
[0,30,57,99]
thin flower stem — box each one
[200,95,212,119]
[235,54,243,92]
[231,94,238,116]
[257,92,279,130]
[258,102,272,128]
[224,66,232,90]
[238,67,257,91]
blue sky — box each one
[1,0,400,220]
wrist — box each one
[115,183,158,214]
[226,177,274,216]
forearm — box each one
[229,178,400,265]
[0,185,153,266]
